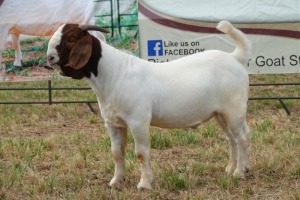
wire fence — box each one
[94,0,138,37]
[248,82,300,115]
[0,80,299,115]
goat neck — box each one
[86,41,148,104]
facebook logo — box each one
[147,40,163,56]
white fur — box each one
[47,21,251,190]
[0,0,105,68]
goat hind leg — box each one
[216,114,238,175]
[230,121,250,178]
[242,122,251,172]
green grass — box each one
[150,131,172,150]
[20,37,47,45]
[160,168,189,191]
[0,75,299,199]
[216,175,240,191]
[202,123,219,138]
[2,48,15,58]
[0,94,299,199]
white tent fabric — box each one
[138,0,300,74]
[141,0,300,23]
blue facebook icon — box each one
[147,40,163,56]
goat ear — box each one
[66,34,92,70]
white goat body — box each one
[0,0,104,67]
[47,21,251,190]
[93,48,247,129]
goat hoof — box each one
[138,187,152,192]
[244,167,250,174]
[233,169,245,179]
[109,180,125,191]
[225,164,236,175]
[137,182,152,192]
[109,184,123,191]
[109,177,125,189]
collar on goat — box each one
[55,24,106,79]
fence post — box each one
[117,0,138,36]
[94,0,115,37]
[48,80,52,105]
[278,98,291,116]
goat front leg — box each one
[11,34,22,67]
[130,123,153,190]
[107,126,128,188]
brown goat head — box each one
[47,24,107,79]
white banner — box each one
[138,0,300,74]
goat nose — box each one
[47,56,54,61]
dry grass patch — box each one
[0,94,299,199]
[1,56,299,199]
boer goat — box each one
[47,21,251,190]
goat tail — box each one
[217,21,252,66]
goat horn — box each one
[79,24,110,33]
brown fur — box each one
[56,24,102,79]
